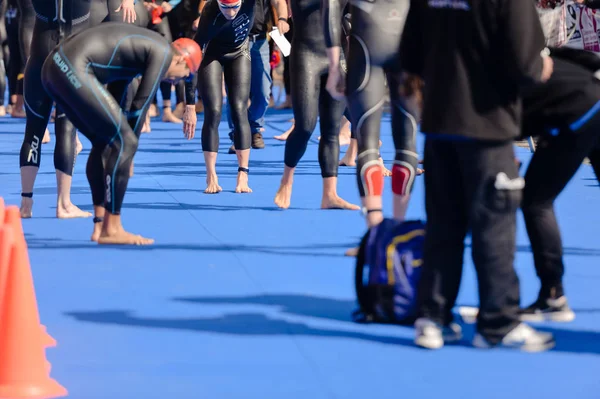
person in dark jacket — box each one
[517,0,600,322]
[400,0,555,351]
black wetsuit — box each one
[323,0,418,195]
[283,0,345,178]
[19,0,91,187]
[41,23,174,215]
[4,0,21,99]
[186,0,256,152]
[518,49,600,310]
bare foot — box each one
[205,174,222,194]
[141,119,151,134]
[57,203,92,219]
[0,106,6,117]
[76,135,83,155]
[91,223,102,242]
[339,135,351,146]
[20,198,33,218]
[11,107,25,118]
[379,158,392,177]
[235,171,252,193]
[321,195,360,210]
[339,156,356,167]
[162,109,183,124]
[274,182,293,209]
[42,129,51,144]
[417,168,424,175]
[345,246,359,257]
[148,104,159,118]
[274,122,294,141]
[97,230,154,245]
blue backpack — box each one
[353,218,426,325]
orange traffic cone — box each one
[0,222,67,399]
[0,225,13,298]
[0,197,5,225]
[3,206,56,348]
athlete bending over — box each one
[41,23,201,245]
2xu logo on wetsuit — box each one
[52,52,83,89]
[232,14,250,44]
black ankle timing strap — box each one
[21,192,33,198]
[238,167,249,174]
[93,217,103,224]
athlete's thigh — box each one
[289,43,324,132]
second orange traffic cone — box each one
[0,224,67,399]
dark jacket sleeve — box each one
[321,0,343,48]
[398,0,425,76]
[129,44,173,132]
[584,0,600,9]
[499,0,547,85]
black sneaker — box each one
[520,296,575,323]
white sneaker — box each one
[472,323,555,352]
[414,318,463,349]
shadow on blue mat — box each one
[23,235,600,257]
[24,238,351,257]
[64,309,416,347]
[64,307,600,355]
[174,294,356,323]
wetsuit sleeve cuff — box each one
[185,77,197,105]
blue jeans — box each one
[225,37,272,136]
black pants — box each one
[417,137,522,344]
[200,46,252,152]
[522,113,600,298]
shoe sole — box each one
[519,311,575,323]
[414,336,444,349]
[473,337,556,352]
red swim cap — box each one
[172,38,202,73]
[217,0,242,7]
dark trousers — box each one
[522,113,600,298]
[417,137,522,344]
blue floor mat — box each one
[0,108,599,399]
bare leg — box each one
[91,205,105,242]
[340,138,358,166]
[42,128,50,144]
[321,177,360,210]
[274,120,294,141]
[162,100,183,123]
[274,165,294,208]
[234,149,252,193]
[55,170,92,219]
[19,166,37,218]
